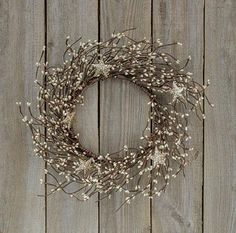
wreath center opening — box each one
[73,78,150,157]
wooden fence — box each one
[0,0,235,232]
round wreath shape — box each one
[18,31,212,206]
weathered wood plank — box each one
[204,1,236,232]
[99,1,151,233]
[47,1,98,233]
[152,1,204,232]
[0,0,45,232]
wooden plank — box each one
[152,1,204,232]
[0,0,45,232]
[46,1,98,233]
[204,1,236,232]
[99,1,151,233]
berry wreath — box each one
[17,30,212,207]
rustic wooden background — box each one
[0,0,235,233]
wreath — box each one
[17,30,212,207]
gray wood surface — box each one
[46,1,98,233]
[99,1,151,233]
[204,1,236,233]
[152,1,204,232]
[0,1,45,233]
[0,0,235,233]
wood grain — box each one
[152,1,204,232]
[204,1,236,232]
[0,0,45,232]
[99,1,151,233]
[46,1,98,233]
